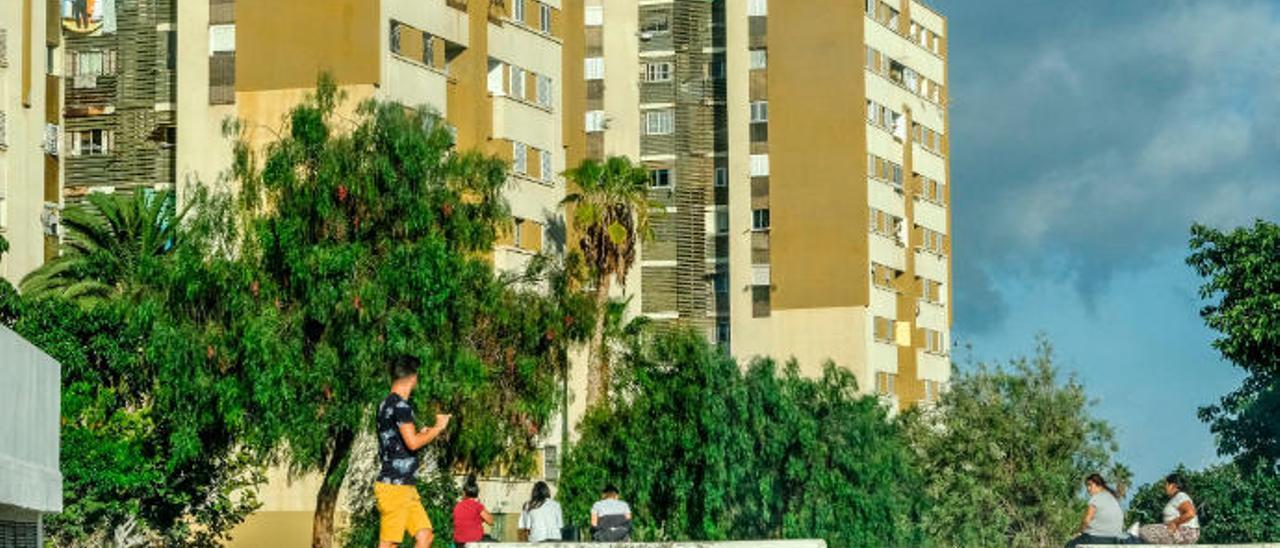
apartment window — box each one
[585,6,604,26]
[512,217,524,247]
[713,272,729,295]
[748,0,767,17]
[709,57,726,79]
[715,209,729,234]
[716,320,730,345]
[510,66,526,99]
[919,226,946,255]
[0,111,6,148]
[919,277,943,304]
[873,317,895,344]
[584,57,604,80]
[649,168,672,189]
[0,194,6,231]
[541,150,553,181]
[390,20,402,54]
[641,15,671,34]
[872,263,900,291]
[0,29,7,67]
[513,142,528,175]
[69,129,112,156]
[645,110,674,135]
[751,208,770,231]
[513,0,526,24]
[864,0,876,16]
[585,110,606,132]
[750,101,769,123]
[875,371,897,396]
[644,62,672,82]
[537,75,553,107]
[749,49,767,70]
[750,154,769,177]
[544,445,560,480]
[208,23,236,56]
[72,50,117,77]
[923,328,946,355]
[715,167,728,187]
[869,208,904,243]
[752,286,771,318]
[423,34,435,66]
[488,59,506,94]
[540,4,552,33]
[47,44,56,75]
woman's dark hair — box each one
[602,484,618,496]
[1165,473,1185,492]
[525,481,551,511]
[463,474,480,498]
[1085,473,1117,497]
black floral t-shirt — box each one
[376,393,419,485]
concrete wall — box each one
[0,325,62,514]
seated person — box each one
[590,484,632,542]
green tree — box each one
[559,329,927,545]
[1129,463,1280,543]
[2,291,265,546]
[20,188,184,306]
[226,76,589,547]
[1187,221,1280,466]
[902,337,1127,547]
[562,156,651,407]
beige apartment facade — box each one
[725,0,952,407]
[0,0,61,287]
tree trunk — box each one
[311,430,355,548]
[585,275,612,407]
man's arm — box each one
[398,414,451,451]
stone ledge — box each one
[470,542,827,548]
[1082,544,1280,547]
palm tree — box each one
[20,188,184,306]
[562,156,652,407]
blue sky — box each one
[934,0,1280,486]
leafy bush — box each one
[559,329,927,546]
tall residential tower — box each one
[725,0,951,407]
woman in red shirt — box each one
[452,476,493,547]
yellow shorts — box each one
[374,482,433,543]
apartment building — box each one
[0,0,61,287]
[61,0,176,205]
[724,0,951,407]
[170,1,581,544]
[582,0,729,339]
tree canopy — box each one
[1187,221,1280,467]
[902,337,1127,547]
[559,329,927,546]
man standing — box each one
[375,357,451,548]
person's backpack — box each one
[593,514,631,542]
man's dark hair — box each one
[390,355,420,381]
[602,484,618,496]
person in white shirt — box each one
[1065,473,1124,547]
[518,481,563,542]
[1137,473,1200,544]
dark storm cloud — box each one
[934,0,1280,333]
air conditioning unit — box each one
[639,31,653,40]
[43,124,60,156]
